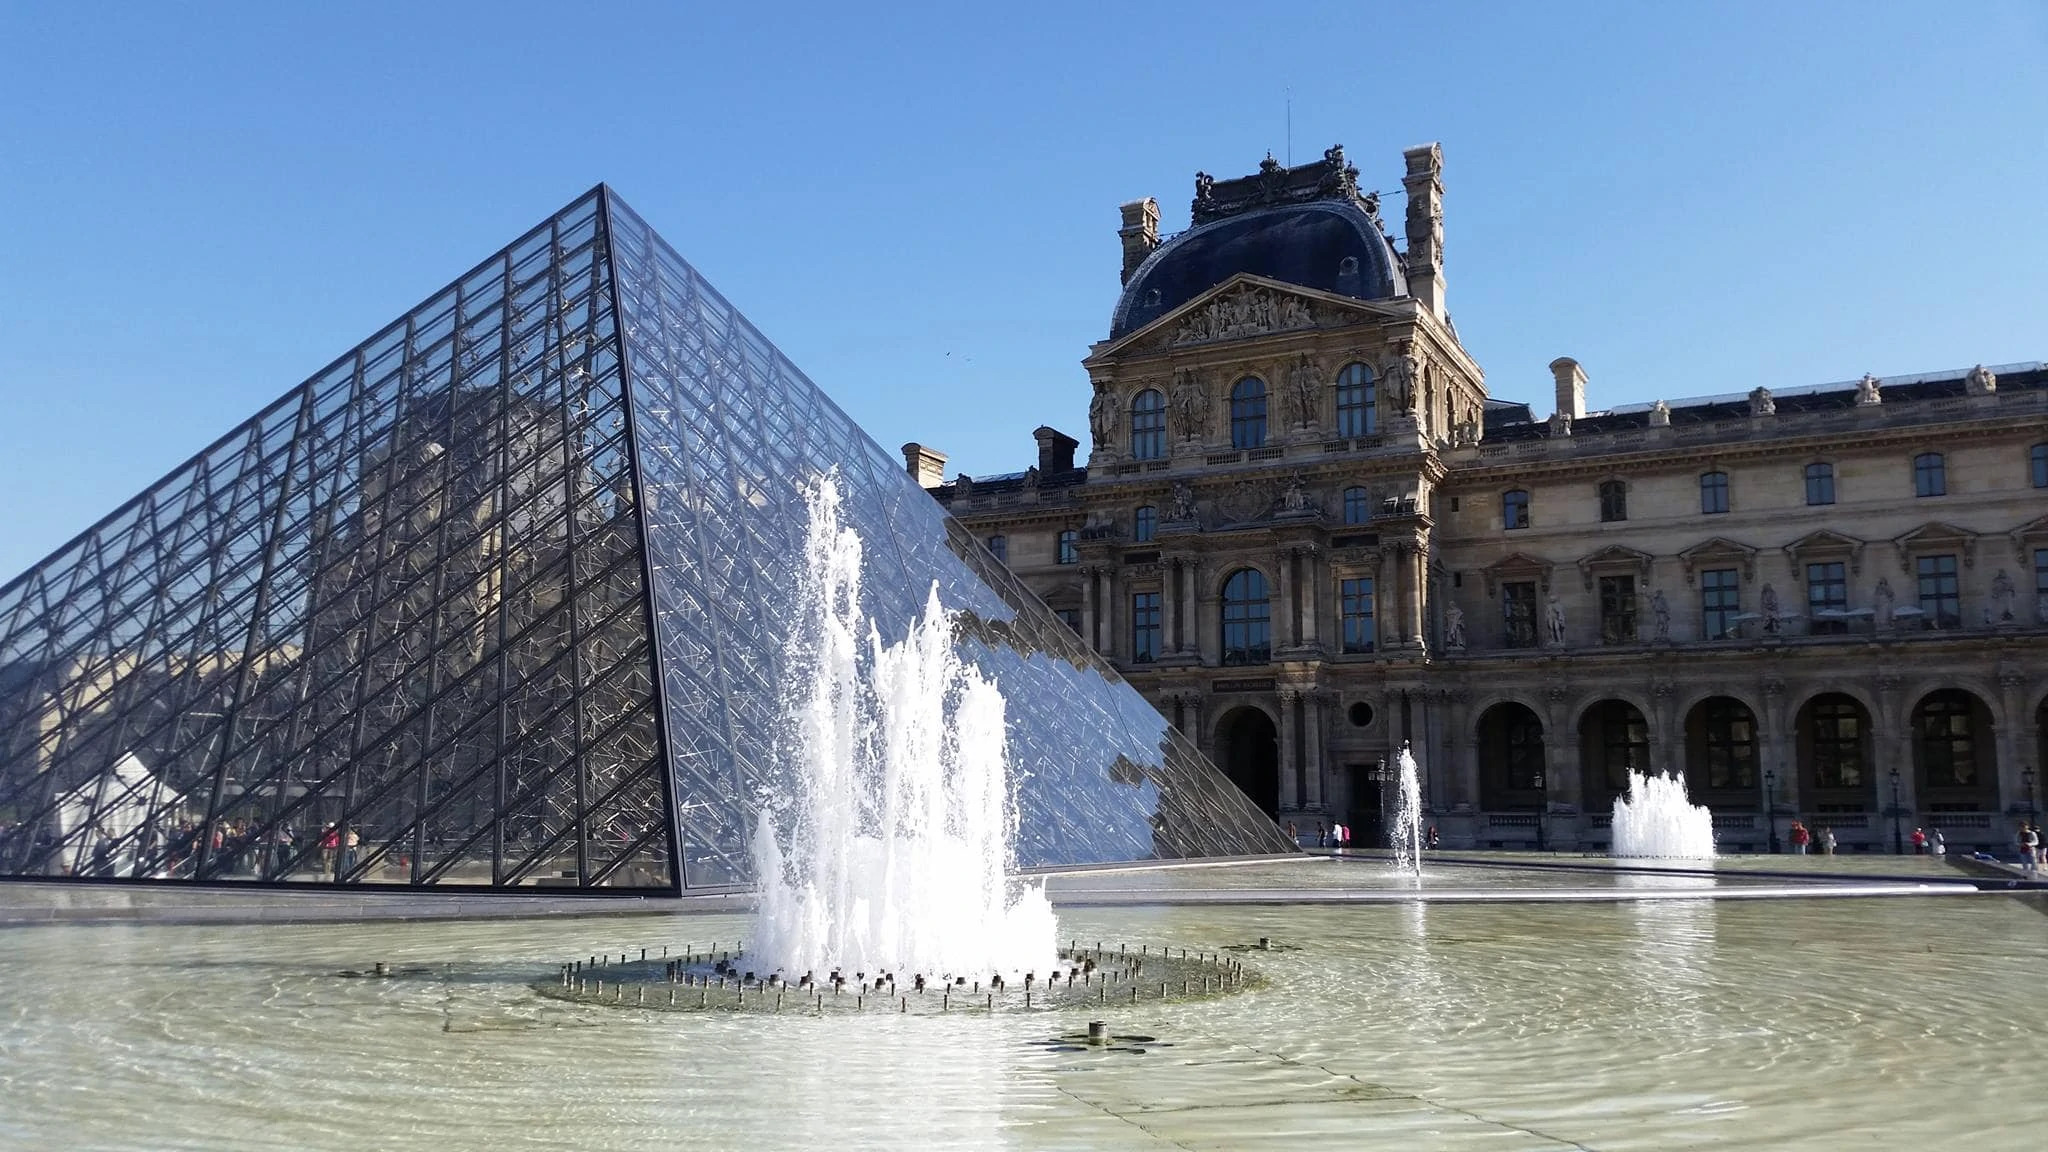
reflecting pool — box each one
[1,863,2042,1150]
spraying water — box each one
[1610,770,1717,860]
[749,475,1058,981]
[1389,743,1426,876]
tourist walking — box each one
[1821,826,1837,856]
[1930,828,1946,857]
[1315,821,1327,848]
[1911,827,1928,855]
[1789,821,1810,855]
[2021,824,2040,876]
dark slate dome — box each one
[1110,150,1406,340]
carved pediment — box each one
[2008,512,2048,559]
[1893,521,1978,570]
[1088,273,1399,363]
[1678,537,1758,585]
[1482,551,1555,597]
[1576,545,1655,590]
[1784,529,1865,576]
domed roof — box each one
[1110,152,1406,340]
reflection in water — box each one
[1620,871,1719,1040]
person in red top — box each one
[1789,821,1810,855]
[1910,827,1928,854]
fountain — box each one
[1610,770,1717,859]
[747,474,1058,982]
[1389,743,1425,876]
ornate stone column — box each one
[1408,545,1427,648]
[1160,558,1180,655]
[1303,691,1327,810]
[1545,684,1584,815]
[1273,552,1296,651]
[1277,690,1302,812]
[1079,564,1099,653]
[1759,677,1797,817]
[1300,546,1322,647]
[1648,680,1680,778]
[1443,688,1474,810]
[1997,666,2028,815]
[1102,566,1119,660]
[1875,672,1916,843]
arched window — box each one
[1334,363,1376,438]
[1699,471,1730,514]
[1804,461,1835,505]
[1803,694,1867,789]
[985,535,1007,563]
[1133,505,1157,543]
[1686,696,1757,791]
[1914,452,1946,497]
[2032,442,2048,488]
[1581,699,1651,792]
[1220,568,1271,666]
[1502,489,1530,530]
[1230,377,1267,450]
[1130,389,1166,460]
[1597,479,1627,523]
[1342,486,1372,524]
[1914,690,1981,786]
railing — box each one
[1205,451,1243,465]
[1586,812,1613,828]
[1711,814,1757,831]
[1922,812,1992,829]
[1804,813,1869,829]
[1486,814,1540,827]
[1247,446,1286,461]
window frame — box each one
[1811,697,1865,788]
[2032,442,2048,489]
[1501,580,1538,649]
[1341,486,1372,525]
[1220,568,1271,666]
[1055,529,1078,565]
[985,535,1007,563]
[1334,363,1376,438]
[1129,389,1166,460]
[1699,470,1730,515]
[1229,377,1268,450]
[1700,698,1758,790]
[1339,576,1376,654]
[1916,691,1977,787]
[1805,560,1848,635]
[1597,479,1627,523]
[1914,552,1960,627]
[1913,452,1946,497]
[1133,505,1157,543]
[1804,461,1835,506]
[1701,567,1740,639]
[1502,489,1530,531]
[1597,574,1637,645]
[1130,591,1161,663]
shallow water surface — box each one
[0,872,2041,1150]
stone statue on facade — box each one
[1280,472,1310,513]
[1760,583,1782,633]
[1385,354,1418,413]
[1167,480,1197,522]
[1967,363,1998,395]
[1991,568,2016,621]
[1443,602,1467,652]
[1087,386,1118,452]
[1856,373,1883,406]
[1650,588,1672,642]
[1748,386,1776,416]
[1873,576,1895,628]
[1648,399,1671,427]
[1544,595,1567,647]
[1170,369,1208,440]
[1286,354,1320,427]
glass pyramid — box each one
[0,188,1292,892]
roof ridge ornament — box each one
[1189,145,1366,225]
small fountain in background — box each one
[749,474,1057,982]
[1389,743,1426,876]
[1610,770,1716,860]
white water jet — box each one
[1610,770,1717,860]
[748,474,1057,981]
[1389,744,1425,876]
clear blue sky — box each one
[2,2,2043,579]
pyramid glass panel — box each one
[0,187,1290,893]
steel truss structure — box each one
[0,188,1292,892]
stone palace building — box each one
[908,143,2048,853]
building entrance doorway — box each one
[1215,706,1280,817]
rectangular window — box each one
[2033,443,2048,489]
[986,535,1007,563]
[1598,480,1627,523]
[1805,462,1835,506]
[1699,471,1730,515]
[1342,487,1372,525]
[1916,553,1959,627]
[1054,608,1081,634]
[1701,568,1739,639]
[1806,561,1848,635]
[1914,453,1946,497]
[1598,575,1636,645]
[1339,577,1375,654]
[1056,529,1077,565]
[2036,547,2048,606]
[1502,490,1530,530]
[1133,506,1157,543]
[1501,581,1538,649]
[1131,592,1160,663]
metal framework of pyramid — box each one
[0,187,1292,892]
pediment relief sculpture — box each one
[1784,529,1865,575]
[1482,552,1555,597]
[1170,286,1314,347]
[1892,521,1978,570]
[1678,537,1758,584]
[1575,545,1654,590]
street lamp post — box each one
[1763,768,1781,854]
[1533,771,1548,853]
[2026,766,2039,829]
[1888,766,1904,855]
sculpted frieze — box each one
[1170,287,1314,347]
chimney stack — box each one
[1400,144,1446,321]
[1549,358,1587,420]
[1032,426,1079,474]
[901,442,947,489]
[1118,198,1160,284]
